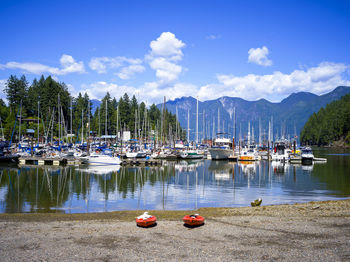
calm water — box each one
[0,148,349,213]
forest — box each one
[300,93,350,146]
[0,75,185,143]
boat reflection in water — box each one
[271,161,290,175]
[238,161,257,177]
[77,165,121,175]
[0,151,348,213]
[208,161,233,181]
[174,160,204,172]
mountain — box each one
[90,99,101,114]
[157,86,350,142]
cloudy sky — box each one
[1,0,350,104]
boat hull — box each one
[183,215,205,226]
[301,157,313,165]
[0,154,20,163]
[136,216,157,227]
[208,148,232,160]
[82,154,121,166]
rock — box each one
[251,198,262,207]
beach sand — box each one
[0,199,349,261]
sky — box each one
[1,0,350,104]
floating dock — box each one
[18,157,162,167]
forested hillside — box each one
[0,75,184,142]
[300,94,350,146]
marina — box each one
[1,147,349,214]
[17,156,163,166]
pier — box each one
[18,156,163,167]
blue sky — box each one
[1,0,350,104]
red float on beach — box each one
[136,212,157,227]
[183,214,205,226]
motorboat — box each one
[126,151,147,158]
[179,149,203,159]
[301,147,314,165]
[271,142,290,162]
[208,137,233,160]
[80,150,121,166]
[238,145,258,161]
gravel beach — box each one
[0,199,349,261]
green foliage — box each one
[300,94,350,145]
[1,74,183,143]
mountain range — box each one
[157,86,350,142]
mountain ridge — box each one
[158,86,350,141]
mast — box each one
[259,118,262,147]
[248,121,251,145]
[175,105,178,141]
[135,109,137,140]
[88,99,90,142]
[196,96,199,144]
[70,97,72,138]
[19,100,22,143]
[58,94,60,145]
[202,109,205,143]
[187,108,190,143]
[212,116,215,139]
[81,109,84,145]
[116,105,119,141]
[98,106,100,137]
[271,116,274,143]
[233,107,236,140]
[217,108,220,134]
[37,98,40,144]
[105,99,107,143]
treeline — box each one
[300,93,350,145]
[0,75,185,143]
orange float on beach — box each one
[136,212,157,227]
[183,214,205,226]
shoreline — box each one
[1,199,349,261]
[1,198,349,222]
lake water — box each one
[0,148,349,213]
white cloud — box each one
[149,57,182,83]
[89,56,144,79]
[77,80,197,105]
[248,46,272,66]
[80,81,138,100]
[117,64,145,80]
[0,79,7,102]
[143,81,197,102]
[149,32,185,60]
[206,34,221,40]
[146,32,186,85]
[202,62,350,101]
[0,54,85,75]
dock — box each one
[18,156,162,167]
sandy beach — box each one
[0,199,349,261]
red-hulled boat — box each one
[183,214,205,226]
[136,212,157,227]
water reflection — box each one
[0,150,349,213]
